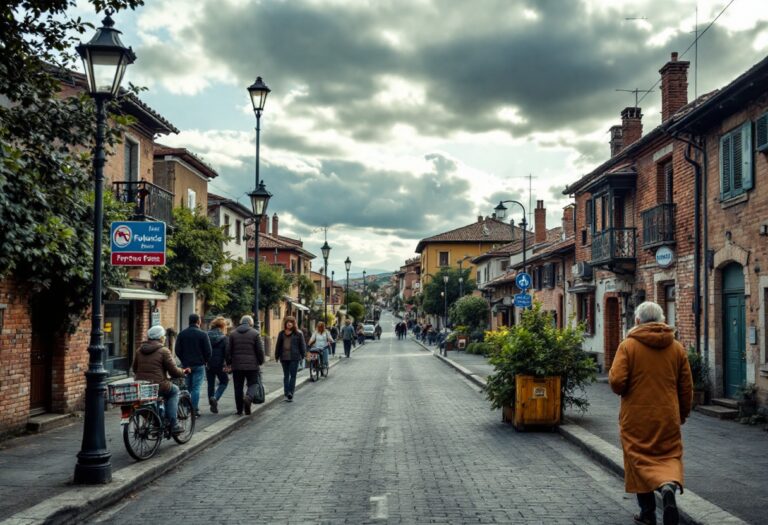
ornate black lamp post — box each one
[331,270,335,316]
[362,270,367,320]
[247,77,272,330]
[344,256,351,315]
[495,200,528,274]
[443,275,449,332]
[74,11,136,485]
[321,240,331,324]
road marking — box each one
[370,494,388,520]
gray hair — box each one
[240,315,254,326]
[635,301,665,324]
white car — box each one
[362,324,376,339]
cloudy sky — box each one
[76,0,768,276]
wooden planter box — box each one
[511,375,561,431]
[457,335,469,350]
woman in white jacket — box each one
[308,321,334,369]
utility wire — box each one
[636,0,737,106]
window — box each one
[124,139,138,182]
[585,199,593,232]
[756,113,768,152]
[581,229,588,246]
[223,214,231,238]
[290,259,297,273]
[578,293,595,335]
[273,305,281,319]
[500,260,509,271]
[187,188,197,210]
[657,160,673,203]
[476,270,481,284]
[235,220,242,245]
[720,121,753,200]
[0,305,5,333]
[542,263,555,289]
[438,251,449,267]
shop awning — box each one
[109,287,168,301]
[283,295,310,311]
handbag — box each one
[247,372,266,404]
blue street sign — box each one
[110,221,167,266]
[514,293,532,308]
[515,272,532,290]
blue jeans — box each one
[186,365,205,411]
[161,384,180,427]
[312,347,329,367]
[206,367,229,401]
[281,359,300,396]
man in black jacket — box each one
[226,315,265,415]
[175,313,212,417]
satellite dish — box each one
[201,263,213,275]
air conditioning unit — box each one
[573,262,593,279]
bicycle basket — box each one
[107,379,158,404]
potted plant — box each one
[686,348,710,407]
[453,325,470,351]
[484,304,596,430]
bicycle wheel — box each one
[309,358,319,382]
[172,393,196,444]
[321,359,329,378]
[123,407,163,461]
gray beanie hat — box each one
[147,325,166,340]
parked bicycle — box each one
[307,347,329,382]
[108,378,196,461]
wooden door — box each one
[29,335,51,414]
[722,263,746,398]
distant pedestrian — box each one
[374,323,382,340]
[413,323,422,340]
[226,315,265,415]
[132,326,188,434]
[175,313,212,417]
[356,324,365,345]
[308,321,333,369]
[206,316,229,414]
[329,324,339,357]
[274,316,307,401]
[609,301,693,525]
[340,319,355,358]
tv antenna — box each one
[615,88,654,108]
[624,17,647,21]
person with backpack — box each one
[340,318,355,358]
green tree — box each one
[153,207,229,307]
[347,302,364,322]
[0,0,145,331]
[345,289,362,305]
[449,296,490,331]
[421,267,476,317]
[258,264,292,333]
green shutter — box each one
[741,121,754,191]
[733,129,743,191]
[721,134,731,198]
[756,113,768,152]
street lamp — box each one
[331,270,335,316]
[495,200,528,275]
[362,270,367,321]
[443,275,449,332]
[321,240,331,324]
[247,76,272,330]
[74,10,136,485]
[345,256,351,315]
[459,277,464,297]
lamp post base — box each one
[74,455,112,484]
[74,363,112,484]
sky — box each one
[73,0,768,277]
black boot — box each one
[660,484,679,525]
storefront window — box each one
[104,302,133,377]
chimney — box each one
[272,213,279,237]
[659,51,690,122]
[609,125,623,157]
[259,214,268,234]
[478,215,484,223]
[534,200,546,244]
[621,107,643,149]
[562,204,575,238]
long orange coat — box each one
[608,322,693,493]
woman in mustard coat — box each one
[609,301,693,525]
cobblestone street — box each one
[94,316,638,524]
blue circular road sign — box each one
[515,272,532,290]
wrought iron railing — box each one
[591,228,636,266]
[112,180,174,224]
[641,203,675,248]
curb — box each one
[1,351,354,525]
[421,338,748,525]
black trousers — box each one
[343,339,352,357]
[232,370,260,414]
[637,492,655,515]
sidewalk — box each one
[418,340,766,525]
[0,352,356,524]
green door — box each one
[722,264,746,398]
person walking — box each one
[374,323,382,340]
[609,301,693,525]
[340,318,355,358]
[308,321,333,369]
[226,315,265,415]
[206,316,229,414]
[174,313,212,417]
[356,323,365,346]
[274,316,306,401]
[329,323,339,358]
[132,326,188,434]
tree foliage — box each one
[153,207,229,306]
[484,303,596,413]
[212,261,292,327]
[346,302,364,322]
[0,0,145,331]
[421,267,475,316]
[449,296,489,331]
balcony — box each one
[113,181,174,224]
[641,203,675,249]
[591,228,636,268]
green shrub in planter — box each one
[686,347,710,392]
[484,304,596,414]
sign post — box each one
[110,221,167,266]
[514,272,533,309]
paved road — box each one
[94,313,638,524]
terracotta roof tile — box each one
[416,218,519,253]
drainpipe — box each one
[683,142,702,357]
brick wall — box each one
[50,320,90,413]
[0,279,33,435]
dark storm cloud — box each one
[137,0,768,147]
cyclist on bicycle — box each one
[132,326,189,434]
[308,321,333,369]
